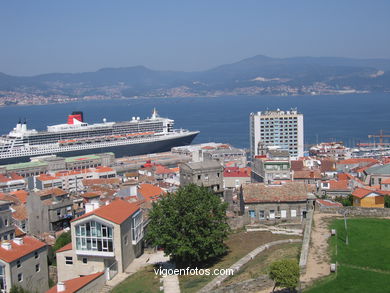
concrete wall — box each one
[27,193,50,235]
[7,246,49,293]
[56,250,106,282]
[318,206,390,217]
[77,273,106,293]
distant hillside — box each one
[1,55,390,97]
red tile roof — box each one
[94,166,114,173]
[138,183,164,201]
[352,188,381,199]
[38,188,67,197]
[290,160,304,171]
[328,180,350,190]
[37,174,60,181]
[56,242,72,253]
[10,190,29,204]
[46,272,104,293]
[293,170,321,179]
[12,205,27,221]
[382,178,390,184]
[338,158,379,165]
[72,199,139,225]
[242,182,310,203]
[223,167,251,178]
[81,192,100,199]
[0,236,46,263]
[316,199,343,207]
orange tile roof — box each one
[72,199,139,225]
[337,173,349,180]
[138,183,164,201]
[37,174,60,181]
[224,167,251,178]
[293,170,321,179]
[338,158,379,165]
[316,199,343,207]
[56,242,72,253]
[382,178,390,184]
[0,193,20,205]
[352,188,381,199]
[328,180,350,190]
[46,272,104,293]
[12,205,27,221]
[94,166,114,173]
[0,236,46,263]
[38,188,68,197]
[242,182,310,203]
[10,190,29,204]
[81,192,100,199]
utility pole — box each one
[344,211,349,245]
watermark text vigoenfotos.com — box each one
[154,266,234,277]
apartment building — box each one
[27,188,74,235]
[56,199,143,282]
[250,109,304,159]
[0,236,48,293]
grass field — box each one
[179,230,300,293]
[223,242,301,285]
[111,266,160,293]
[306,218,390,293]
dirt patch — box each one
[300,212,341,286]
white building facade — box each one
[250,109,304,159]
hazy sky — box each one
[1,0,390,75]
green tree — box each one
[146,184,230,267]
[335,194,353,206]
[269,259,299,292]
[53,231,71,251]
[385,195,390,208]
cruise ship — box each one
[0,109,199,165]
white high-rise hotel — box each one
[250,109,304,159]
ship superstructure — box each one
[0,109,199,164]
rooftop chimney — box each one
[13,238,24,245]
[1,242,11,250]
[57,281,66,292]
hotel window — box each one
[18,273,23,282]
[16,260,21,268]
[75,221,113,252]
[35,264,40,272]
[249,210,256,218]
[34,251,39,259]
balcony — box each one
[75,250,115,257]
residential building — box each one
[318,180,351,198]
[363,164,390,186]
[250,109,304,159]
[0,174,26,193]
[0,201,14,241]
[28,174,63,190]
[56,199,143,282]
[240,182,314,224]
[251,149,291,183]
[0,236,48,293]
[223,167,251,189]
[47,272,106,293]
[27,188,74,235]
[180,160,224,194]
[352,188,384,208]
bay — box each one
[0,93,389,149]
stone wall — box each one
[211,275,273,293]
[299,209,313,274]
[318,206,390,217]
[49,265,58,284]
[227,216,245,230]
